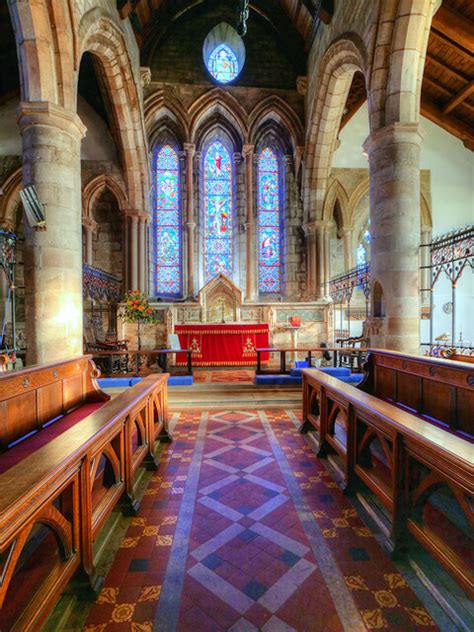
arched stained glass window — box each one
[154,145,182,297]
[207,44,239,83]
[258,147,281,293]
[203,141,234,281]
[356,223,371,267]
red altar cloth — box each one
[175,324,269,366]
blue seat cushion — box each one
[168,375,194,386]
[98,377,132,388]
[319,367,351,377]
[254,375,302,385]
[340,374,364,384]
[294,361,310,368]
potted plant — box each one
[121,290,155,350]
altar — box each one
[175,323,269,366]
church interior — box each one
[0,0,473,630]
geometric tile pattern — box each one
[84,408,439,632]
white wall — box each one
[0,96,118,161]
[332,102,474,235]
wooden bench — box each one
[0,356,170,630]
[302,351,474,599]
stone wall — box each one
[147,4,301,90]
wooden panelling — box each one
[374,366,396,401]
[0,358,170,630]
[302,362,473,598]
[0,391,37,448]
[63,373,84,411]
[37,382,64,427]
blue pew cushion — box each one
[254,375,302,385]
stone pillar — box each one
[129,215,138,290]
[184,143,196,298]
[303,222,316,299]
[243,144,256,301]
[315,222,326,300]
[124,216,130,291]
[341,227,354,271]
[364,123,423,353]
[323,226,330,298]
[83,220,95,266]
[138,215,147,292]
[18,101,86,365]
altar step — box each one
[168,382,302,409]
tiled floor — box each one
[84,410,439,631]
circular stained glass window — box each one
[207,44,239,84]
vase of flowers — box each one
[121,290,155,350]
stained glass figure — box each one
[258,147,281,293]
[203,141,233,281]
[154,145,182,297]
[356,225,371,266]
[207,44,239,83]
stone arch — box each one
[420,190,432,230]
[189,88,248,146]
[304,34,368,220]
[0,168,23,231]
[82,174,128,223]
[7,0,77,107]
[249,96,304,152]
[253,120,293,157]
[369,0,441,130]
[78,11,149,213]
[145,89,190,144]
[322,179,350,228]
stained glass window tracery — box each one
[258,147,281,293]
[154,144,182,297]
[207,44,239,83]
[203,141,233,281]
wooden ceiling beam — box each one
[423,76,474,115]
[430,30,473,62]
[426,52,470,84]
[431,5,474,55]
[442,81,474,115]
[421,97,474,151]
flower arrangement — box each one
[121,290,155,324]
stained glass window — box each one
[207,44,239,83]
[203,141,233,281]
[356,225,371,266]
[154,145,182,297]
[258,147,281,293]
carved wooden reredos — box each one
[199,274,243,323]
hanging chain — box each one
[236,0,249,36]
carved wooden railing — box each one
[0,357,169,630]
[302,353,473,599]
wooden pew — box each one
[302,352,473,599]
[0,356,170,631]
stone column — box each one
[243,144,256,301]
[184,143,196,298]
[123,216,130,291]
[323,225,330,298]
[341,227,355,271]
[18,101,86,365]
[83,220,94,266]
[129,215,138,290]
[303,222,317,299]
[364,123,423,353]
[138,214,147,292]
[315,221,326,300]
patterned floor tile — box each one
[83,408,440,632]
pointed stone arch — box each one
[189,88,248,145]
[0,167,23,230]
[145,88,190,144]
[322,179,350,228]
[304,34,368,221]
[82,174,128,222]
[249,96,304,152]
[78,11,149,214]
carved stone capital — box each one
[17,101,87,140]
[184,143,196,157]
[296,75,307,96]
[242,144,254,160]
[140,67,152,88]
[363,122,423,157]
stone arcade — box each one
[0,1,473,631]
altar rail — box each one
[302,352,473,598]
